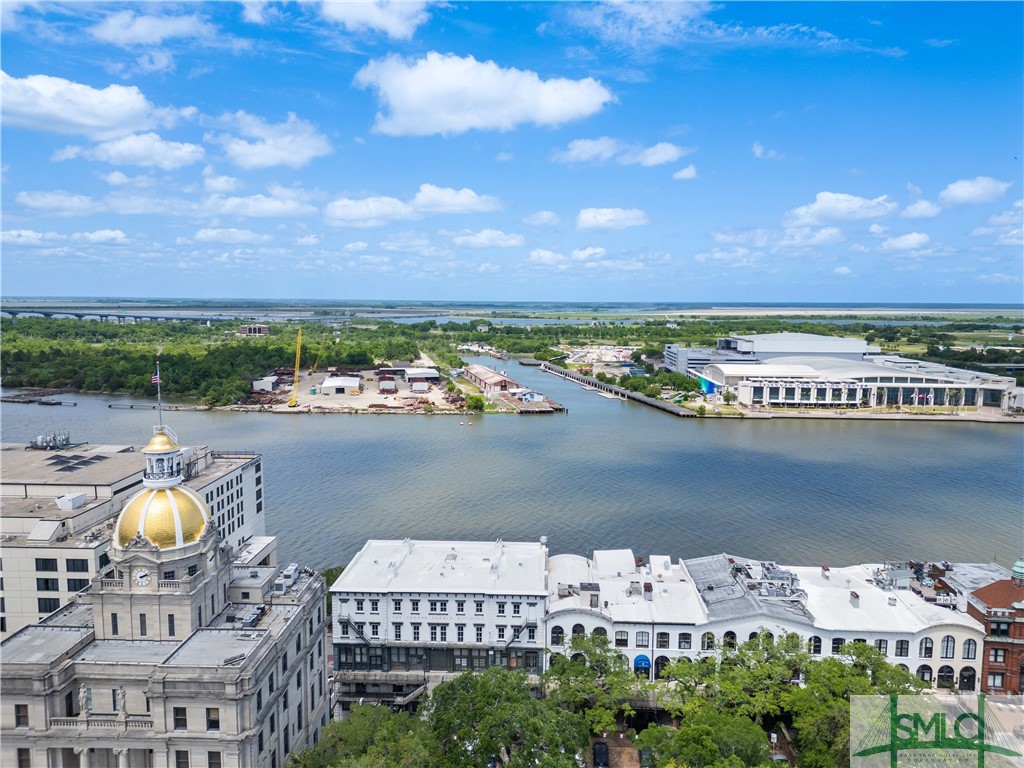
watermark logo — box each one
[851,695,1024,767]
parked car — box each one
[592,741,610,768]
[638,748,653,768]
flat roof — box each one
[0,443,143,493]
[74,639,178,664]
[332,539,548,596]
[706,363,820,378]
[731,332,876,353]
[789,563,982,634]
[2,625,93,663]
[163,627,266,667]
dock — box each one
[540,362,697,418]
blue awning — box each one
[633,654,651,669]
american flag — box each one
[151,369,161,384]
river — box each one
[3,357,1021,571]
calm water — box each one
[3,357,1022,571]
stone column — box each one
[113,748,130,768]
[73,746,93,768]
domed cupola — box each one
[114,425,210,550]
[1012,558,1024,588]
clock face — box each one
[133,568,151,586]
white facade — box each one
[547,551,986,691]
[330,539,548,713]
[1,439,266,640]
[331,539,987,704]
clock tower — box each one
[91,425,232,641]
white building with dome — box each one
[2,425,330,768]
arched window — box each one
[940,635,955,659]
[592,627,607,639]
[571,653,585,663]
[723,631,737,648]
[701,632,715,651]
[749,631,759,641]
[763,631,774,643]
[572,623,585,637]
[896,664,909,673]
[919,638,933,658]
[962,639,977,660]
[958,666,976,692]
[550,626,564,646]
[656,632,670,649]
[808,636,822,655]
[654,656,670,679]
[916,664,933,683]
[831,637,847,654]
[678,632,691,650]
[936,665,955,689]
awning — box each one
[633,654,651,669]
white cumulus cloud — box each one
[88,10,216,46]
[571,246,606,261]
[211,111,332,170]
[1,70,184,140]
[938,176,1013,206]
[195,228,271,244]
[207,187,317,218]
[319,0,431,39]
[902,199,941,218]
[411,183,500,213]
[325,196,415,228]
[673,163,698,180]
[73,229,127,244]
[524,249,568,269]
[785,191,898,226]
[577,207,650,231]
[354,52,614,136]
[452,229,524,248]
[554,136,692,166]
[1,229,66,246]
[55,133,205,170]
[752,141,782,160]
[834,266,854,276]
[523,210,560,226]
[882,232,930,251]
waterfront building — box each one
[1,425,329,768]
[331,538,989,714]
[461,365,520,393]
[330,538,547,714]
[938,559,1024,693]
[549,551,985,692]
[1,433,266,639]
[665,332,1015,408]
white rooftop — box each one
[331,539,548,596]
[731,332,878,354]
[788,563,981,634]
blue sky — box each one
[2,1,1021,303]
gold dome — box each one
[144,427,180,454]
[115,486,209,549]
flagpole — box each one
[156,360,163,427]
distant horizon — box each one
[2,296,1022,312]
[2,2,1020,301]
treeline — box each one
[292,632,923,768]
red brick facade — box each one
[969,577,1024,694]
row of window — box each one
[108,611,176,637]
[35,558,90,572]
[174,751,222,768]
[173,706,220,731]
[352,598,526,616]
[35,577,91,593]
[549,626,980,660]
[343,621,538,644]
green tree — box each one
[465,394,486,411]
[426,667,588,768]
[543,634,651,735]
[636,708,772,768]
[290,703,432,768]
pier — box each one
[540,362,697,418]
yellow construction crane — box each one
[287,328,302,408]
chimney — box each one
[821,565,830,580]
[850,591,860,608]
[643,582,653,602]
